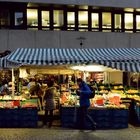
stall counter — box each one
[0,98,38,128]
[60,106,129,129]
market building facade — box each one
[1,0,140,51]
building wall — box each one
[0,30,140,51]
[2,0,140,8]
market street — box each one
[0,125,139,140]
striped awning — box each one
[5,48,140,72]
[96,61,140,72]
[84,48,140,61]
[6,48,89,66]
[0,57,4,68]
[83,48,140,72]
[0,56,22,69]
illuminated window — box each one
[53,10,64,27]
[136,15,140,30]
[125,13,133,29]
[41,11,50,27]
[91,13,99,28]
[15,12,23,26]
[102,12,111,29]
[67,12,75,27]
[78,11,88,28]
[114,14,121,30]
[27,9,38,26]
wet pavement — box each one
[0,125,139,140]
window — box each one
[53,10,64,29]
[91,13,99,31]
[78,11,88,28]
[125,13,133,30]
[27,9,38,27]
[67,12,75,28]
[0,9,10,28]
[41,11,50,27]
[0,3,138,32]
[114,14,121,31]
[136,15,140,30]
[102,12,111,31]
[14,12,23,26]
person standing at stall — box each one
[43,80,56,128]
[76,78,96,130]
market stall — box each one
[59,81,129,129]
[1,47,140,128]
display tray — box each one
[60,106,129,129]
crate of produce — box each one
[20,99,38,108]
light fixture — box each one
[70,65,119,72]
[77,36,86,48]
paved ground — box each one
[0,125,139,140]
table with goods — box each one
[0,95,38,128]
[59,83,140,129]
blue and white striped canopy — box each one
[5,48,140,72]
[0,56,22,69]
[84,48,140,61]
[83,48,140,72]
[6,48,89,65]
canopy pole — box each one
[138,73,140,91]
[137,73,139,90]
[74,70,77,83]
[83,71,87,82]
[107,72,111,90]
[58,69,60,84]
[12,68,15,98]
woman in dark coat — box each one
[43,80,56,127]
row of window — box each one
[1,3,140,32]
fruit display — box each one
[113,85,123,89]
[90,93,128,109]
[0,95,37,109]
[95,83,140,100]
[70,84,79,90]
[60,84,68,91]
[60,89,127,109]
[127,89,139,94]
[105,104,126,109]
[60,83,140,109]
[20,99,38,108]
[60,91,78,106]
[0,101,14,108]
[98,90,108,94]
[111,90,124,94]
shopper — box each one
[43,80,56,128]
[36,83,44,111]
[76,78,96,130]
